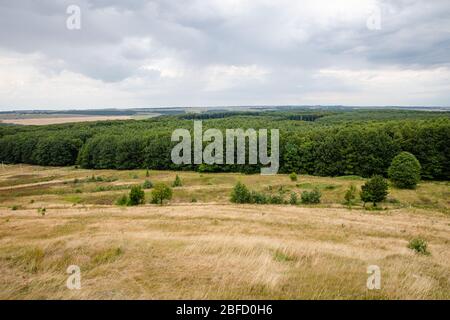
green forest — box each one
[0,109,449,180]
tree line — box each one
[0,113,448,180]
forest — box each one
[0,109,449,180]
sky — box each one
[0,0,449,110]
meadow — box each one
[0,164,448,299]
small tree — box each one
[344,184,357,206]
[289,172,298,182]
[388,152,421,189]
[145,169,150,177]
[360,175,388,207]
[172,175,182,187]
[128,185,145,206]
[230,182,251,203]
[151,183,173,205]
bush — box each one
[269,194,284,204]
[344,184,357,205]
[230,182,251,203]
[172,175,182,187]
[116,194,128,206]
[407,238,430,255]
[289,172,298,181]
[250,191,269,204]
[301,188,321,204]
[388,152,421,189]
[151,183,173,205]
[128,185,145,206]
[289,192,298,205]
[37,207,46,216]
[360,175,389,207]
[142,180,153,189]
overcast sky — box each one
[0,0,449,110]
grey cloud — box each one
[0,0,449,107]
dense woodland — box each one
[0,109,449,180]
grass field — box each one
[0,116,134,125]
[0,165,448,299]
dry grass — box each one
[0,165,448,299]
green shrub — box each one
[151,183,173,205]
[145,169,150,177]
[344,184,357,205]
[116,195,128,206]
[191,197,197,203]
[360,175,389,207]
[289,192,298,205]
[301,188,321,204]
[289,172,298,181]
[269,194,284,204]
[250,191,269,204]
[388,152,421,189]
[230,182,251,204]
[142,180,153,189]
[172,175,182,187]
[128,185,145,206]
[37,207,46,216]
[407,238,430,255]
[11,205,19,211]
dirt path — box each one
[0,179,70,191]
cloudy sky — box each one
[0,0,449,110]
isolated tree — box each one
[388,152,421,189]
[230,182,251,204]
[128,185,145,206]
[151,183,173,205]
[360,175,388,207]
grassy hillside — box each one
[0,165,448,299]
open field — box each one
[0,165,449,299]
[0,116,135,126]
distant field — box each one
[0,115,134,125]
[0,165,448,299]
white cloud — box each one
[204,64,269,91]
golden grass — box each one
[0,165,448,299]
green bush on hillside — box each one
[388,152,421,189]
